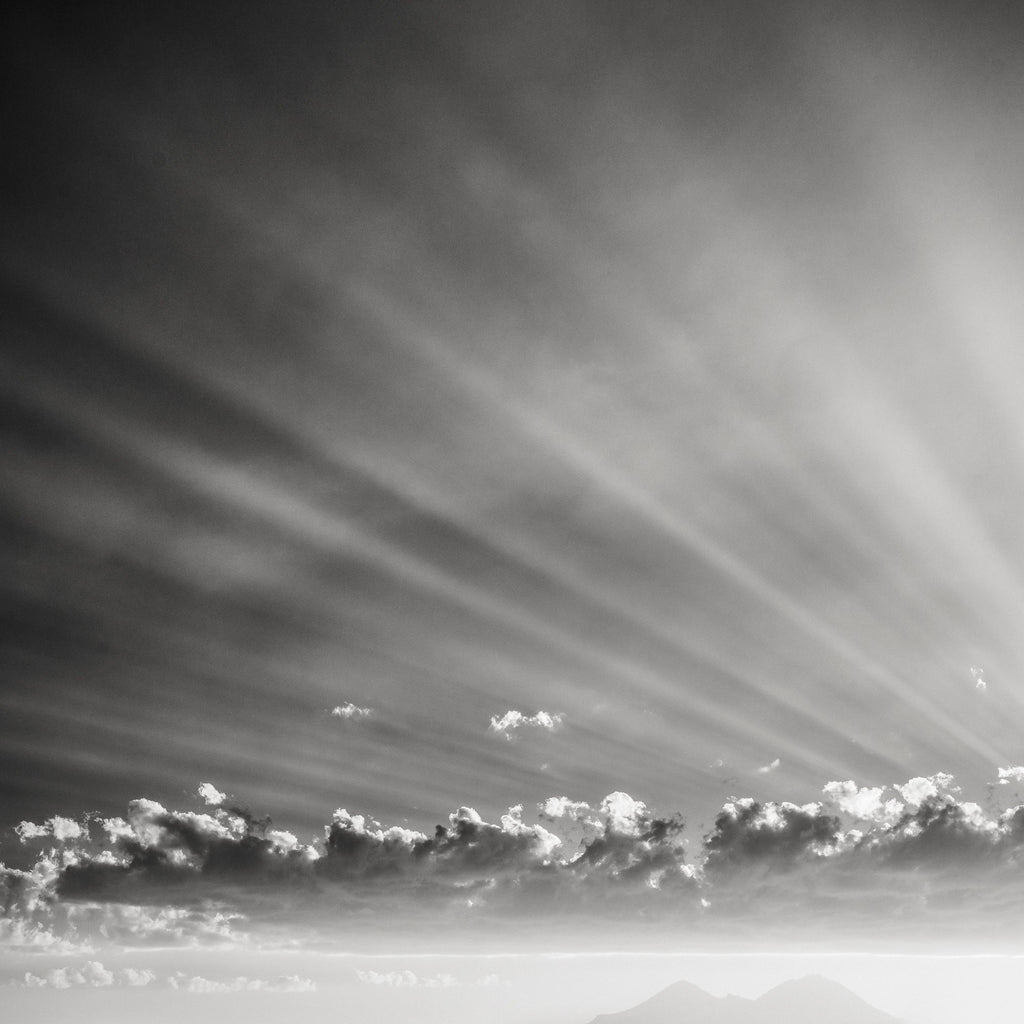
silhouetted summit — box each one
[590,974,901,1024]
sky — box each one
[4,1,1024,1020]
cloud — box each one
[703,799,840,874]
[196,782,226,806]
[168,972,315,993]
[971,665,987,691]
[330,702,374,719]
[538,796,592,820]
[822,780,903,825]
[23,961,116,989]
[320,801,563,886]
[356,970,502,988]
[488,709,563,739]
[9,772,1024,947]
[15,816,84,843]
[997,766,1024,785]
[2,785,696,945]
[120,967,159,987]
[14,963,309,992]
[756,758,781,774]
[894,772,959,807]
[598,792,649,836]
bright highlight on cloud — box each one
[6,769,1024,951]
[330,702,374,720]
[196,782,226,806]
[489,709,564,739]
[821,780,903,825]
[756,758,781,775]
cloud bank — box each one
[6,769,1024,950]
[14,962,314,993]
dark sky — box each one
[4,0,1024,902]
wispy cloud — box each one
[756,758,781,775]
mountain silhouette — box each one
[589,974,901,1024]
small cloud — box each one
[196,782,226,806]
[997,766,1024,786]
[15,816,83,843]
[599,792,649,835]
[23,961,114,989]
[756,758,781,774]
[971,666,987,692]
[119,968,158,987]
[356,970,501,989]
[894,772,958,807]
[538,796,591,820]
[330,702,374,720]
[357,969,455,988]
[489,709,563,739]
[169,972,316,993]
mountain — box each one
[589,974,901,1024]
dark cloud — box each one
[7,771,1024,949]
[704,799,841,873]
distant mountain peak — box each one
[589,973,901,1024]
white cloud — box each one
[488,709,563,739]
[21,963,157,989]
[15,816,84,843]
[330,702,374,719]
[972,665,987,692]
[23,961,114,989]
[756,758,781,774]
[998,766,1024,785]
[599,792,648,836]
[169,972,316,993]
[14,821,50,841]
[119,968,158,987]
[356,970,501,989]
[894,772,958,807]
[196,782,226,806]
[822,780,903,824]
[538,796,591,819]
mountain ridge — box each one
[589,973,902,1024]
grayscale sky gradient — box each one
[4,2,1024,1020]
